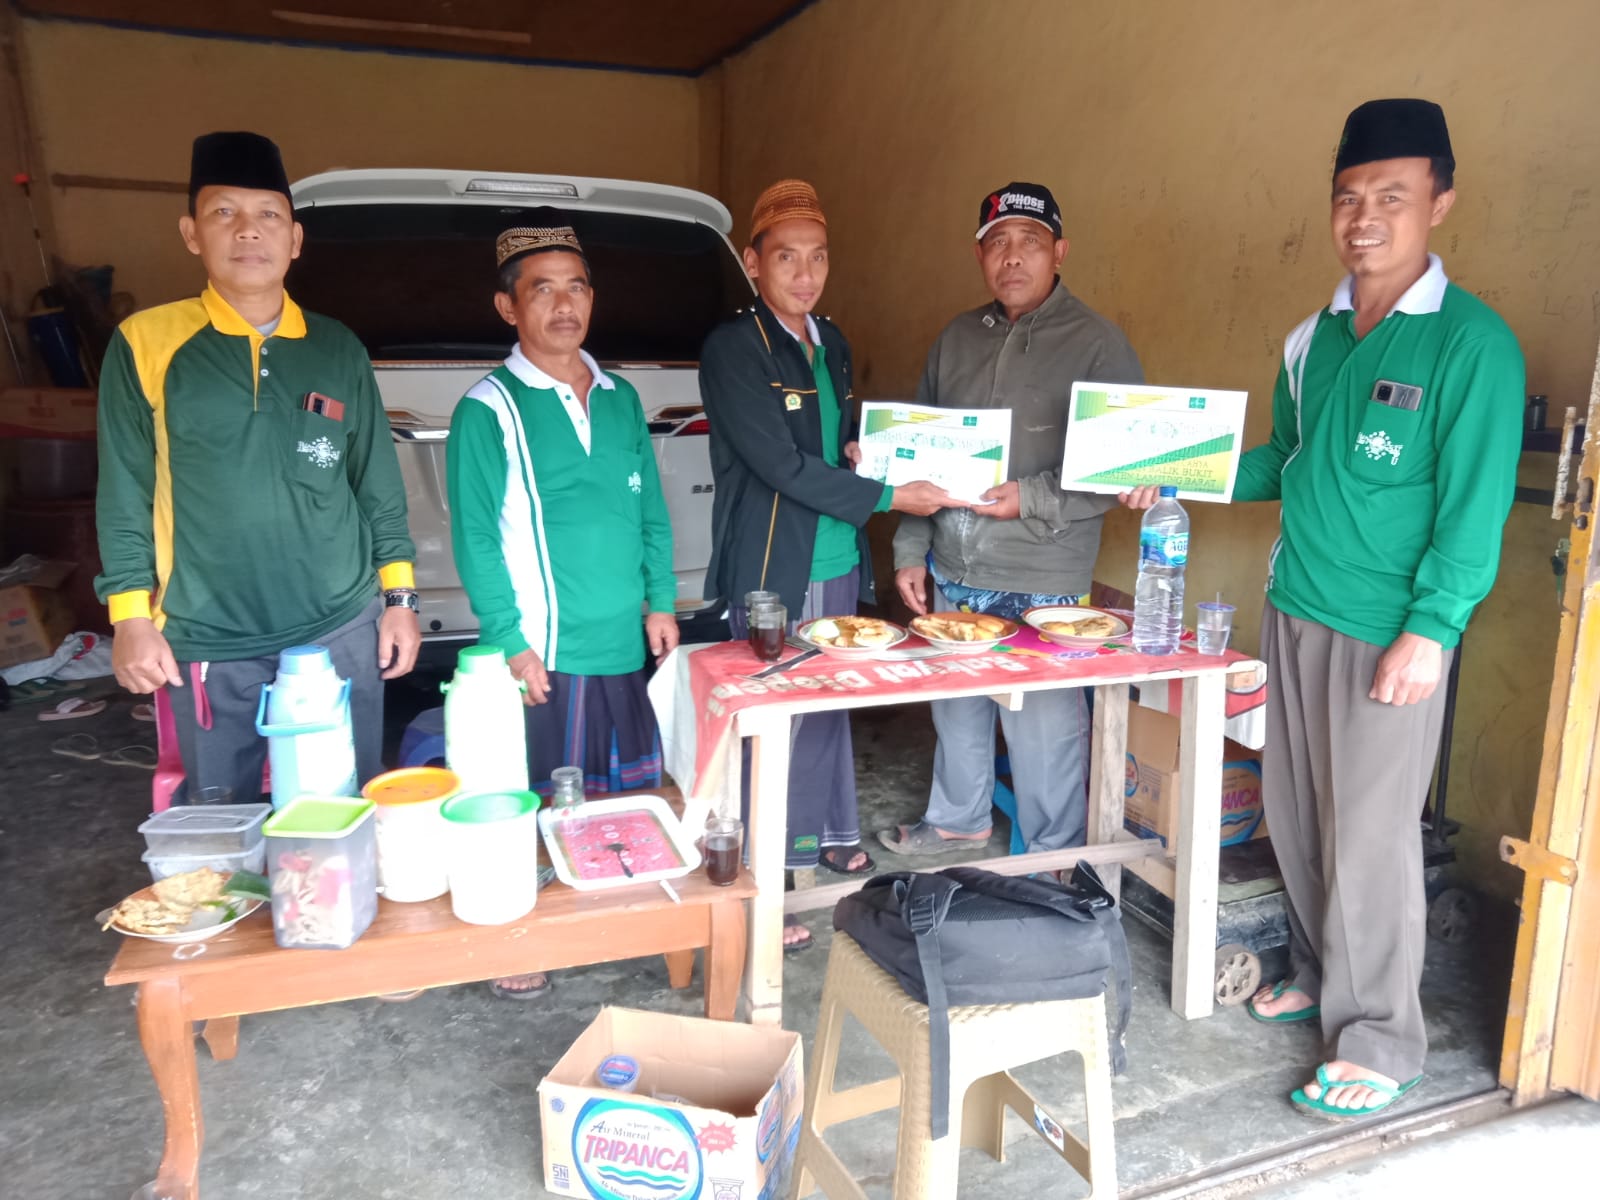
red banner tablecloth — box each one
[650,624,1266,800]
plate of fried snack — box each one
[98,867,264,944]
[909,611,1019,652]
[796,615,908,659]
[1023,605,1130,649]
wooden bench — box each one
[106,839,753,1198]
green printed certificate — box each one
[856,402,1011,503]
[1060,382,1248,503]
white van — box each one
[287,170,750,658]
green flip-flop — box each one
[1290,1063,1423,1121]
[1247,979,1321,1024]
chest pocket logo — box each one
[784,392,802,411]
[297,436,342,469]
[627,470,642,495]
[1355,429,1404,465]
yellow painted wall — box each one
[17,18,707,308]
[717,0,1600,895]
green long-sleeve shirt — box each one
[446,347,674,675]
[1234,256,1524,648]
[93,286,414,661]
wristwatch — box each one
[384,588,420,612]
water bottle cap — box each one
[276,645,334,675]
[456,645,506,674]
[1159,485,1178,498]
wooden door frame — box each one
[1499,344,1600,1102]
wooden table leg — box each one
[663,950,695,990]
[1087,683,1131,904]
[1172,672,1226,1018]
[137,977,203,1197]
[741,709,792,1026]
[200,1016,239,1061]
[706,895,748,1021]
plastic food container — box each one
[440,790,541,925]
[139,803,272,857]
[142,843,266,882]
[362,767,459,903]
[262,796,378,950]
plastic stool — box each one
[399,706,447,767]
[793,934,1117,1200]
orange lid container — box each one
[362,766,461,806]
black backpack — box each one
[833,863,1132,1139]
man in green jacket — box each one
[96,131,418,800]
[448,215,677,995]
[1235,100,1524,1118]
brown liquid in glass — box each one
[705,834,741,885]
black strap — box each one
[1096,908,1132,1075]
[902,874,960,1140]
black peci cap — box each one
[1333,99,1454,180]
[189,131,292,205]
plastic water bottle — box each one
[1132,486,1189,655]
[442,645,529,793]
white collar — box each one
[777,313,822,347]
[1329,253,1449,318]
[504,344,615,393]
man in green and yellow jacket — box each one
[95,131,418,800]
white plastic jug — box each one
[443,645,529,794]
[440,790,541,925]
[254,645,357,810]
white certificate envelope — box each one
[1059,382,1248,503]
[854,401,1011,504]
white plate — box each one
[909,612,1020,652]
[539,794,702,892]
[98,888,265,944]
[795,616,908,660]
[1023,605,1130,649]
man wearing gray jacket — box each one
[881,181,1152,856]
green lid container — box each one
[262,795,375,838]
[441,790,540,824]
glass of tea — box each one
[747,602,787,662]
[704,816,744,886]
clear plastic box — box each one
[142,843,267,881]
[262,797,378,950]
[138,803,272,857]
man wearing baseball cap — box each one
[1234,101,1523,1118]
[700,180,963,950]
[884,181,1154,859]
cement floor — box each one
[1,680,1514,1198]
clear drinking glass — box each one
[747,602,787,663]
[550,765,585,815]
[703,816,744,886]
[1196,602,1236,656]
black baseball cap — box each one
[976,182,1062,240]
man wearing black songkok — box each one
[1234,100,1524,1118]
[94,132,419,802]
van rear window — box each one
[288,204,750,363]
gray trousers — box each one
[923,586,1090,851]
[730,569,863,868]
[1261,599,1452,1082]
[169,598,386,804]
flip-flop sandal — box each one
[38,697,107,722]
[876,821,991,856]
[375,989,425,1003]
[1248,979,1322,1024]
[818,844,876,876]
[131,703,156,723]
[783,917,814,954]
[1291,1063,1422,1121]
[490,975,552,1000]
[102,744,158,770]
[51,732,102,761]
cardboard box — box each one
[1124,703,1267,848]
[0,559,77,669]
[0,388,97,439]
[539,1008,803,1200]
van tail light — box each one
[678,418,711,435]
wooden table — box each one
[105,865,755,1198]
[722,663,1245,1028]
